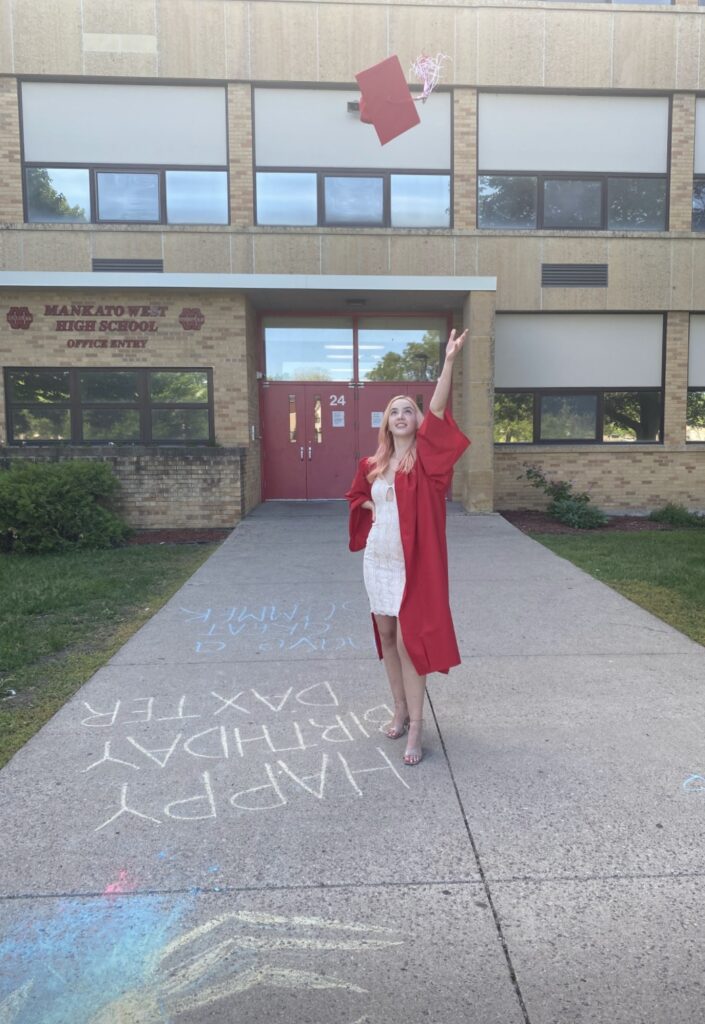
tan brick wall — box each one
[495,448,705,514]
[453,89,477,232]
[669,94,696,233]
[0,288,252,448]
[0,446,245,528]
[0,78,23,223]
[229,82,254,232]
[460,290,495,512]
[664,311,690,446]
[243,297,262,513]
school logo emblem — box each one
[6,307,33,329]
[178,308,205,331]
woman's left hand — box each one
[445,328,468,363]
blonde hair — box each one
[366,395,424,483]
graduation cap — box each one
[355,55,421,146]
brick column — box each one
[669,94,696,232]
[663,311,690,447]
[228,83,254,230]
[0,79,24,223]
[453,89,477,231]
[460,290,495,512]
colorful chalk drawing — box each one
[78,681,411,833]
[0,878,401,1024]
[180,601,359,655]
[682,773,705,792]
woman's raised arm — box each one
[429,328,468,418]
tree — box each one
[26,168,87,222]
[687,390,705,440]
[366,332,441,381]
[493,393,533,443]
[478,176,536,228]
[604,392,661,441]
[606,179,665,230]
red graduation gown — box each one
[345,409,470,676]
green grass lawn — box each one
[531,530,705,648]
[0,544,218,769]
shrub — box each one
[0,461,130,554]
[522,464,608,530]
[648,502,705,528]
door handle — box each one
[308,445,312,460]
[300,446,304,461]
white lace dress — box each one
[363,477,406,617]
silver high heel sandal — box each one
[385,708,410,740]
[403,718,424,766]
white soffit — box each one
[21,83,227,165]
[689,316,705,387]
[254,88,451,171]
[495,314,663,389]
[0,272,495,292]
[479,94,669,174]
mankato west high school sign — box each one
[4,303,205,349]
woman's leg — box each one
[374,614,408,736]
[396,627,427,765]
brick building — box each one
[1,0,704,527]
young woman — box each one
[345,329,470,766]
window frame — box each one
[477,171,668,231]
[255,167,453,229]
[494,387,664,445]
[5,367,215,445]
[23,163,230,226]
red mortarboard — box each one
[355,55,421,146]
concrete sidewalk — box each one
[2,504,705,1024]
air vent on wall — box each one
[541,263,608,287]
[92,258,164,273]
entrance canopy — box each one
[0,273,496,314]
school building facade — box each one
[1,0,704,527]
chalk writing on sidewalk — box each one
[180,601,359,654]
[0,887,401,1024]
[79,681,411,832]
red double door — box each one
[261,382,437,499]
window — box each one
[479,174,666,231]
[688,315,705,440]
[542,0,670,4]
[24,168,90,223]
[693,180,705,232]
[478,94,669,232]
[21,83,228,225]
[263,317,446,382]
[254,88,451,228]
[391,174,451,228]
[323,176,384,226]
[495,390,662,444]
[494,313,664,444]
[5,369,212,444]
[256,171,450,228]
[26,167,228,226]
[358,318,445,381]
[687,392,705,441]
[264,320,355,381]
[96,172,160,223]
[255,173,318,226]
